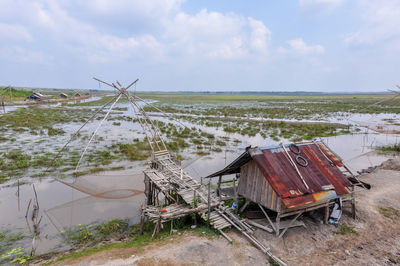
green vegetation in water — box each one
[96,219,129,237]
[139,93,400,115]
[0,107,91,134]
[74,166,124,177]
[335,225,358,236]
[111,140,151,161]
[377,144,400,153]
[1,247,31,264]
[54,217,218,264]
[0,230,28,264]
[0,150,31,182]
[62,219,131,247]
[0,150,65,183]
[378,206,400,219]
[69,96,129,107]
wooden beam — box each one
[258,203,277,233]
[245,219,273,233]
[278,212,303,238]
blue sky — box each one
[0,0,399,92]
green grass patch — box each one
[96,219,129,237]
[0,229,26,264]
[378,144,400,153]
[112,141,151,161]
[53,217,218,265]
[0,107,92,133]
[0,87,32,101]
[378,206,400,219]
[335,225,358,236]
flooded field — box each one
[1,93,399,260]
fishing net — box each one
[41,88,153,200]
[45,193,145,230]
[57,171,145,199]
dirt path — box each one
[49,159,400,266]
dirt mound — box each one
[380,158,400,171]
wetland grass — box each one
[0,107,91,134]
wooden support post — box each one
[218,229,233,243]
[207,180,211,225]
[278,212,303,238]
[193,189,197,226]
[233,178,237,203]
[351,187,356,219]
[140,213,145,235]
[258,203,276,233]
[239,199,250,213]
[152,218,161,240]
[217,175,222,197]
[193,190,197,207]
[245,219,273,233]
[324,203,329,224]
[275,214,280,237]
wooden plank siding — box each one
[238,160,281,212]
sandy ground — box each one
[45,159,400,266]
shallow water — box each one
[1,99,399,256]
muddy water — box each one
[1,100,399,256]
[0,169,145,254]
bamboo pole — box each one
[208,180,211,224]
[75,93,122,172]
[258,203,276,233]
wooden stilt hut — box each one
[206,140,365,237]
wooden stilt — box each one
[218,229,233,243]
[258,203,277,233]
[278,212,303,238]
[217,175,222,197]
[207,180,211,225]
[275,214,280,237]
[239,199,250,213]
[351,188,356,219]
[233,178,236,200]
[324,203,330,224]
[140,213,145,235]
[152,218,161,240]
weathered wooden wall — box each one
[238,160,281,212]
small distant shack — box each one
[60,93,68,98]
[206,140,359,237]
[27,92,43,101]
[74,93,81,97]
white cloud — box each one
[0,0,165,64]
[0,46,52,64]
[248,18,271,54]
[286,38,325,55]
[0,23,32,42]
[299,0,344,6]
[344,0,400,46]
[165,9,271,60]
[298,0,344,14]
[0,1,272,64]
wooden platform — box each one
[142,154,286,265]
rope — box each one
[75,94,122,172]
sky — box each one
[0,0,399,92]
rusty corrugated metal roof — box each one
[206,141,352,209]
[251,142,351,198]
